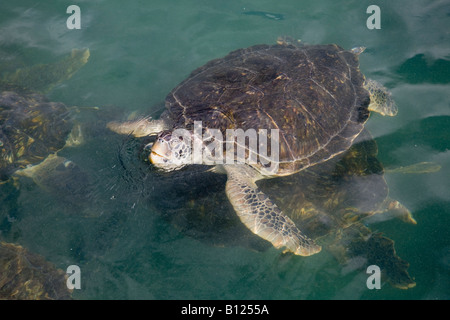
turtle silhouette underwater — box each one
[108,39,404,257]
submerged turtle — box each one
[0,49,94,299]
[0,91,79,180]
[0,48,94,215]
[0,48,89,181]
[108,40,400,256]
[0,241,71,299]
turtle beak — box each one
[149,140,171,165]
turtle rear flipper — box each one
[224,165,321,256]
[386,161,441,174]
[365,79,398,116]
[344,226,416,289]
[379,198,417,224]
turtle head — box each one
[149,130,192,171]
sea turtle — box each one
[0,48,98,226]
[144,128,428,289]
[107,40,400,257]
[0,48,90,181]
[0,48,94,198]
[0,241,71,299]
[0,49,94,300]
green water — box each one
[1,0,449,300]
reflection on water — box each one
[0,0,449,300]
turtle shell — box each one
[0,242,72,299]
[0,90,73,180]
[165,44,370,175]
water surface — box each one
[0,0,449,299]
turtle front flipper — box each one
[224,165,321,256]
[107,118,169,137]
[2,48,90,94]
[365,79,398,116]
